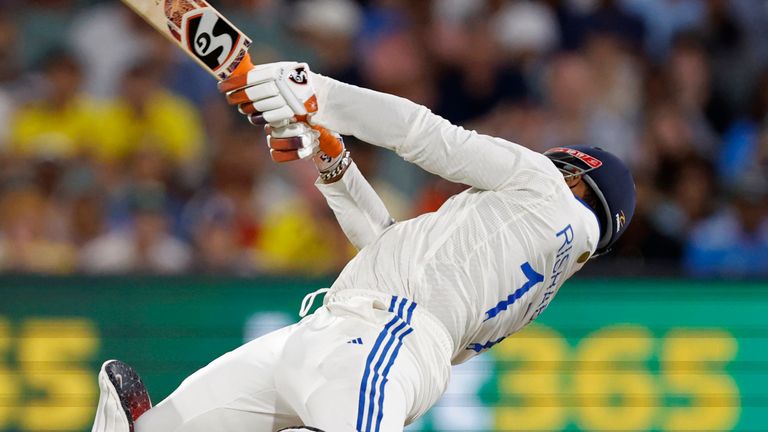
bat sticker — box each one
[182,8,240,72]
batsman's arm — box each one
[310,74,562,192]
[264,123,393,250]
[217,62,560,192]
[315,160,395,250]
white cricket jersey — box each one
[312,74,600,365]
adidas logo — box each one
[346,337,364,345]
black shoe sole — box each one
[104,360,152,431]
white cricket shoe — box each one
[92,360,152,432]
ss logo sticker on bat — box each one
[183,9,240,72]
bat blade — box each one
[121,0,341,161]
[120,0,253,80]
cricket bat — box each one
[120,0,254,80]
[121,0,339,156]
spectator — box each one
[69,190,106,248]
[0,183,76,273]
[581,24,643,164]
[79,183,192,274]
[0,0,767,276]
[17,0,78,69]
[621,0,705,59]
[664,33,720,156]
[651,157,717,245]
[358,7,435,107]
[538,53,595,152]
[219,0,315,64]
[289,0,363,84]
[0,87,12,149]
[0,8,21,85]
[610,168,682,263]
[719,69,768,184]
[639,102,697,174]
[9,51,100,160]
[183,122,267,273]
[67,3,146,98]
[256,161,352,276]
[434,10,528,124]
[193,195,256,275]
[0,9,18,146]
[494,0,559,58]
[685,174,768,278]
[106,146,181,229]
[698,0,755,127]
[345,137,409,220]
[94,61,204,169]
[582,0,645,53]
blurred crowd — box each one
[0,0,766,277]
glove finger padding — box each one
[269,136,304,151]
[248,114,266,126]
[219,62,317,126]
[265,123,350,181]
[269,149,301,163]
[266,123,318,162]
[218,61,342,165]
[238,102,258,115]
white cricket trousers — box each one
[134,292,453,432]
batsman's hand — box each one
[218,61,318,127]
[268,123,350,182]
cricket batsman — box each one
[91,62,635,432]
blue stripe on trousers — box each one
[356,316,400,432]
[405,301,416,324]
[397,298,407,320]
[364,321,408,431]
[390,296,418,324]
[374,327,413,432]
[357,295,418,432]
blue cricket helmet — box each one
[544,146,636,256]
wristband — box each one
[319,151,352,183]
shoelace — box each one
[299,287,330,317]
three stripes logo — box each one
[356,296,417,432]
[347,338,364,345]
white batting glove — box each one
[267,123,350,182]
[218,61,318,127]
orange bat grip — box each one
[231,52,254,78]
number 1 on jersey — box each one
[484,262,544,322]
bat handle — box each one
[230,54,337,156]
[232,52,255,77]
